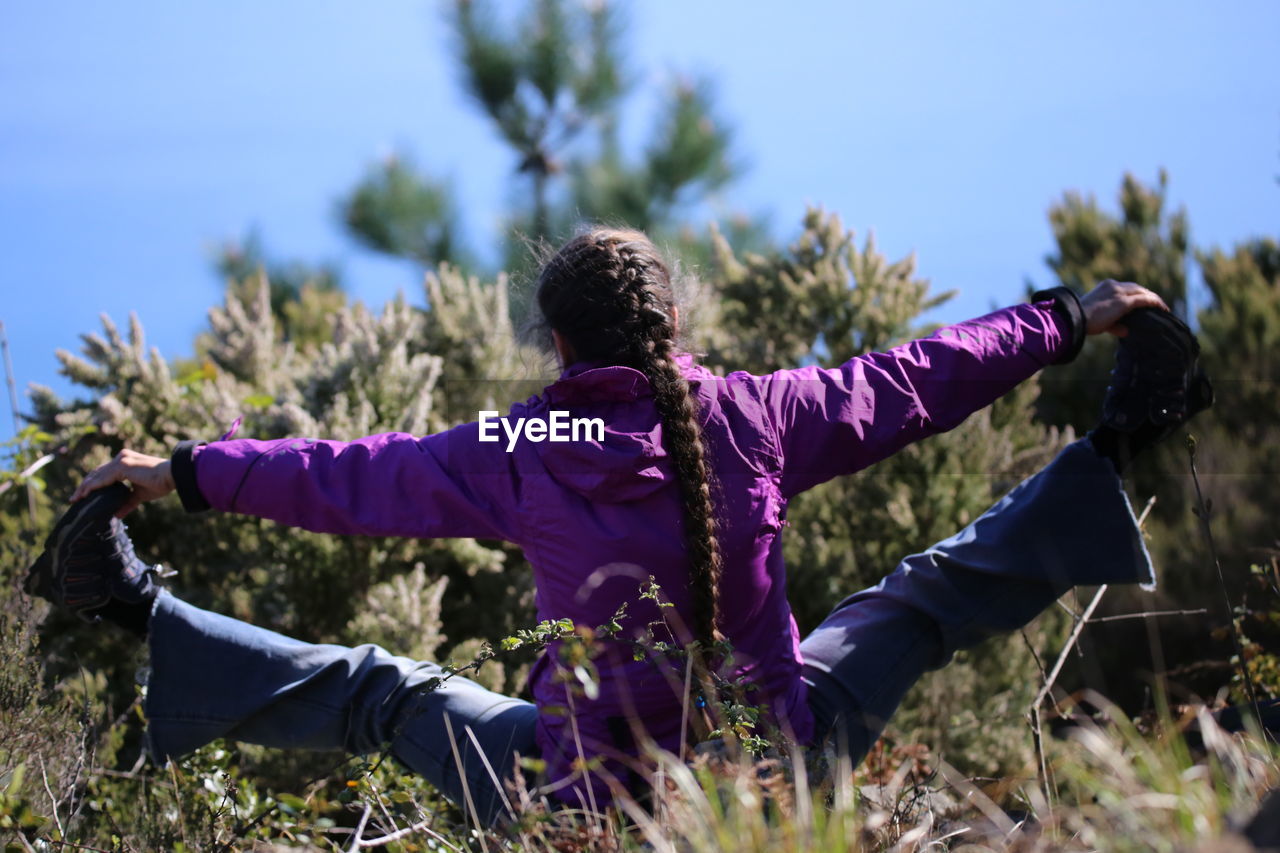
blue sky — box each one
[2,0,1277,441]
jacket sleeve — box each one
[756,301,1071,498]
[176,421,523,543]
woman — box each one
[27,228,1209,825]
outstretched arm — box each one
[71,421,523,543]
[757,281,1167,497]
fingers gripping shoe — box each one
[24,483,159,622]
[1101,307,1214,442]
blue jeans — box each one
[143,439,1153,826]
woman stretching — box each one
[26,228,1210,825]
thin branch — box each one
[360,775,399,844]
[38,755,64,840]
[1053,598,1081,619]
[0,451,55,496]
[1032,585,1109,712]
[442,712,490,853]
[1087,608,1209,624]
[1186,436,1266,731]
[355,816,465,850]
[1026,495,1156,807]
[1029,704,1052,807]
[464,723,516,821]
[1031,495,1158,710]
[1136,494,1158,527]
[1020,629,1049,686]
[346,804,373,853]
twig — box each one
[0,451,57,497]
[346,803,373,852]
[1053,598,1081,619]
[87,766,172,784]
[938,762,1017,838]
[1032,585,1109,713]
[38,755,65,840]
[1185,435,1266,732]
[1020,629,1050,688]
[1031,493,1158,709]
[1136,493,1157,528]
[1027,685,1054,804]
[360,774,399,844]
[442,712,490,853]
[464,724,516,821]
[1026,495,1158,806]
[1087,607,1209,624]
[355,816,465,850]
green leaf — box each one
[276,793,307,814]
[177,361,217,387]
[5,764,24,795]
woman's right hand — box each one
[1080,279,1171,337]
[71,448,175,518]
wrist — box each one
[171,440,211,513]
[160,460,177,492]
[1031,286,1086,365]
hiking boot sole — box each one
[24,483,131,616]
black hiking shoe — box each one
[24,483,160,623]
[1100,307,1214,441]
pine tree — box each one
[341,0,745,277]
[1198,238,1280,434]
[1038,173,1280,706]
[1035,171,1191,433]
[1180,237,1280,609]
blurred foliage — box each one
[214,230,344,345]
[343,155,469,269]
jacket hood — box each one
[526,353,707,503]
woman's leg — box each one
[798,437,1154,762]
[144,592,538,826]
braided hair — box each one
[535,228,722,650]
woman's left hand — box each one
[1081,279,1171,337]
[71,448,175,517]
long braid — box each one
[536,229,723,649]
[642,337,722,646]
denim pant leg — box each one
[799,438,1155,762]
[144,592,539,826]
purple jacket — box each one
[180,301,1070,803]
